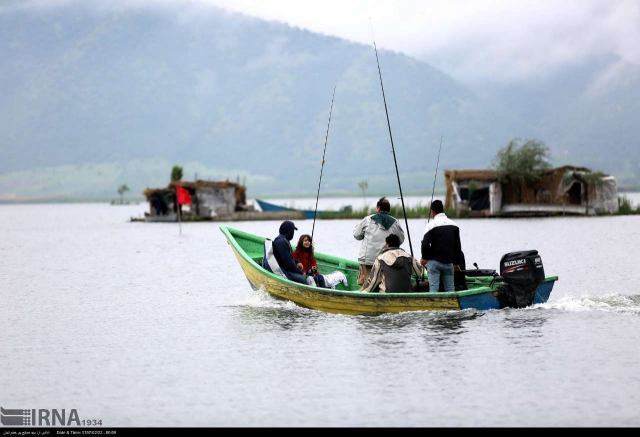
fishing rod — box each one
[372,41,415,261]
[427,136,444,224]
[311,85,336,241]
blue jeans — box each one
[427,260,454,292]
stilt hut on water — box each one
[143,180,252,221]
[444,166,619,217]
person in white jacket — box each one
[353,197,405,285]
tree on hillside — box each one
[493,139,551,202]
[117,184,130,204]
[171,165,183,182]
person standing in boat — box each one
[420,200,463,292]
[353,197,405,286]
[263,220,315,286]
[293,234,326,288]
[362,234,423,293]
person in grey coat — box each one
[353,197,405,285]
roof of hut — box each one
[143,179,246,200]
[444,169,499,181]
[445,166,596,183]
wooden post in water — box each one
[177,200,182,235]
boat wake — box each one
[235,289,640,317]
[234,287,306,312]
[540,294,640,314]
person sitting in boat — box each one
[362,234,423,293]
[353,197,405,286]
[292,234,327,288]
[262,220,315,286]
[420,199,463,292]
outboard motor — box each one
[497,250,545,308]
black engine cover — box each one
[497,250,545,308]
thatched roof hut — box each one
[445,166,618,216]
[143,179,250,220]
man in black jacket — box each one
[420,200,463,292]
[263,220,311,285]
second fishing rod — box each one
[311,85,336,241]
[371,41,415,261]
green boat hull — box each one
[220,225,557,315]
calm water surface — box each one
[1,202,640,426]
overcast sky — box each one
[197,0,640,85]
[11,0,640,85]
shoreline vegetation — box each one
[0,191,440,204]
[1,195,639,217]
[317,195,640,220]
[616,195,640,215]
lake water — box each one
[1,201,640,426]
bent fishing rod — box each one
[311,85,336,241]
[427,136,444,225]
[372,41,415,261]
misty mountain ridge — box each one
[0,1,638,199]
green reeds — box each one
[318,203,466,219]
[616,195,640,215]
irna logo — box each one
[1,407,81,426]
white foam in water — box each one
[235,286,302,311]
[540,294,640,314]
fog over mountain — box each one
[0,1,638,199]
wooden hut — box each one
[444,166,619,216]
[143,180,251,221]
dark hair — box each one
[385,234,401,248]
[431,199,444,214]
[377,197,390,212]
[296,234,314,253]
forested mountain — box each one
[0,1,637,198]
